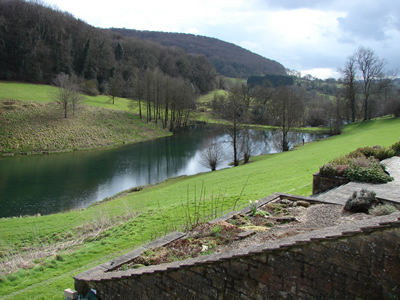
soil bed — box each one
[118,199,382,271]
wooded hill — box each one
[0,0,286,95]
[0,0,213,94]
[110,28,287,78]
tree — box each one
[339,54,358,122]
[268,86,304,152]
[199,138,225,171]
[107,75,123,104]
[240,128,256,164]
[52,73,83,118]
[354,46,389,120]
[215,83,250,166]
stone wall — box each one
[75,205,400,299]
[312,172,350,195]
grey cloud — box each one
[337,3,400,41]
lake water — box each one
[0,126,326,218]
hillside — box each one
[110,29,287,78]
[1,116,399,298]
[0,0,215,94]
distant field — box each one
[0,113,399,298]
[0,81,138,113]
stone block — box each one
[64,288,78,300]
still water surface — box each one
[0,126,325,218]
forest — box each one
[0,0,215,93]
[110,28,287,78]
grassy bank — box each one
[0,115,399,299]
[0,99,169,155]
[0,82,170,155]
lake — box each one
[0,126,326,218]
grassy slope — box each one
[1,81,400,298]
[0,114,399,298]
[0,82,168,154]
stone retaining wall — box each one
[312,172,350,195]
[74,197,400,299]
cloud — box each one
[337,2,400,42]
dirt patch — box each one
[118,200,378,271]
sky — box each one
[43,0,400,79]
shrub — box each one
[346,145,395,161]
[369,204,398,216]
[350,156,373,168]
[81,80,99,96]
[391,141,400,156]
[318,142,397,181]
[331,155,351,165]
[319,163,337,177]
[345,165,391,184]
[344,189,379,213]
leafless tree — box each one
[199,139,225,171]
[53,73,84,118]
[107,75,123,104]
[268,86,304,151]
[215,83,251,166]
[339,54,358,122]
[240,128,256,164]
[354,46,391,120]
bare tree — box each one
[215,83,251,166]
[107,75,123,104]
[268,86,304,152]
[53,73,83,118]
[339,54,358,122]
[354,46,390,120]
[240,128,256,164]
[200,139,225,171]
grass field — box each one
[0,81,400,298]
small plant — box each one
[211,225,223,237]
[254,210,269,217]
[344,189,379,213]
[249,200,259,216]
[369,204,398,216]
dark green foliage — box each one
[345,161,393,184]
[390,141,400,156]
[247,75,295,87]
[344,189,379,213]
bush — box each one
[391,141,400,156]
[319,163,348,177]
[331,155,351,165]
[318,142,397,181]
[81,80,99,96]
[369,204,398,216]
[319,163,337,177]
[345,157,393,184]
[347,145,395,161]
[344,189,379,213]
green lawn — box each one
[0,81,138,113]
[0,114,399,299]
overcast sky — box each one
[43,0,400,79]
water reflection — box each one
[0,126,325,217]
